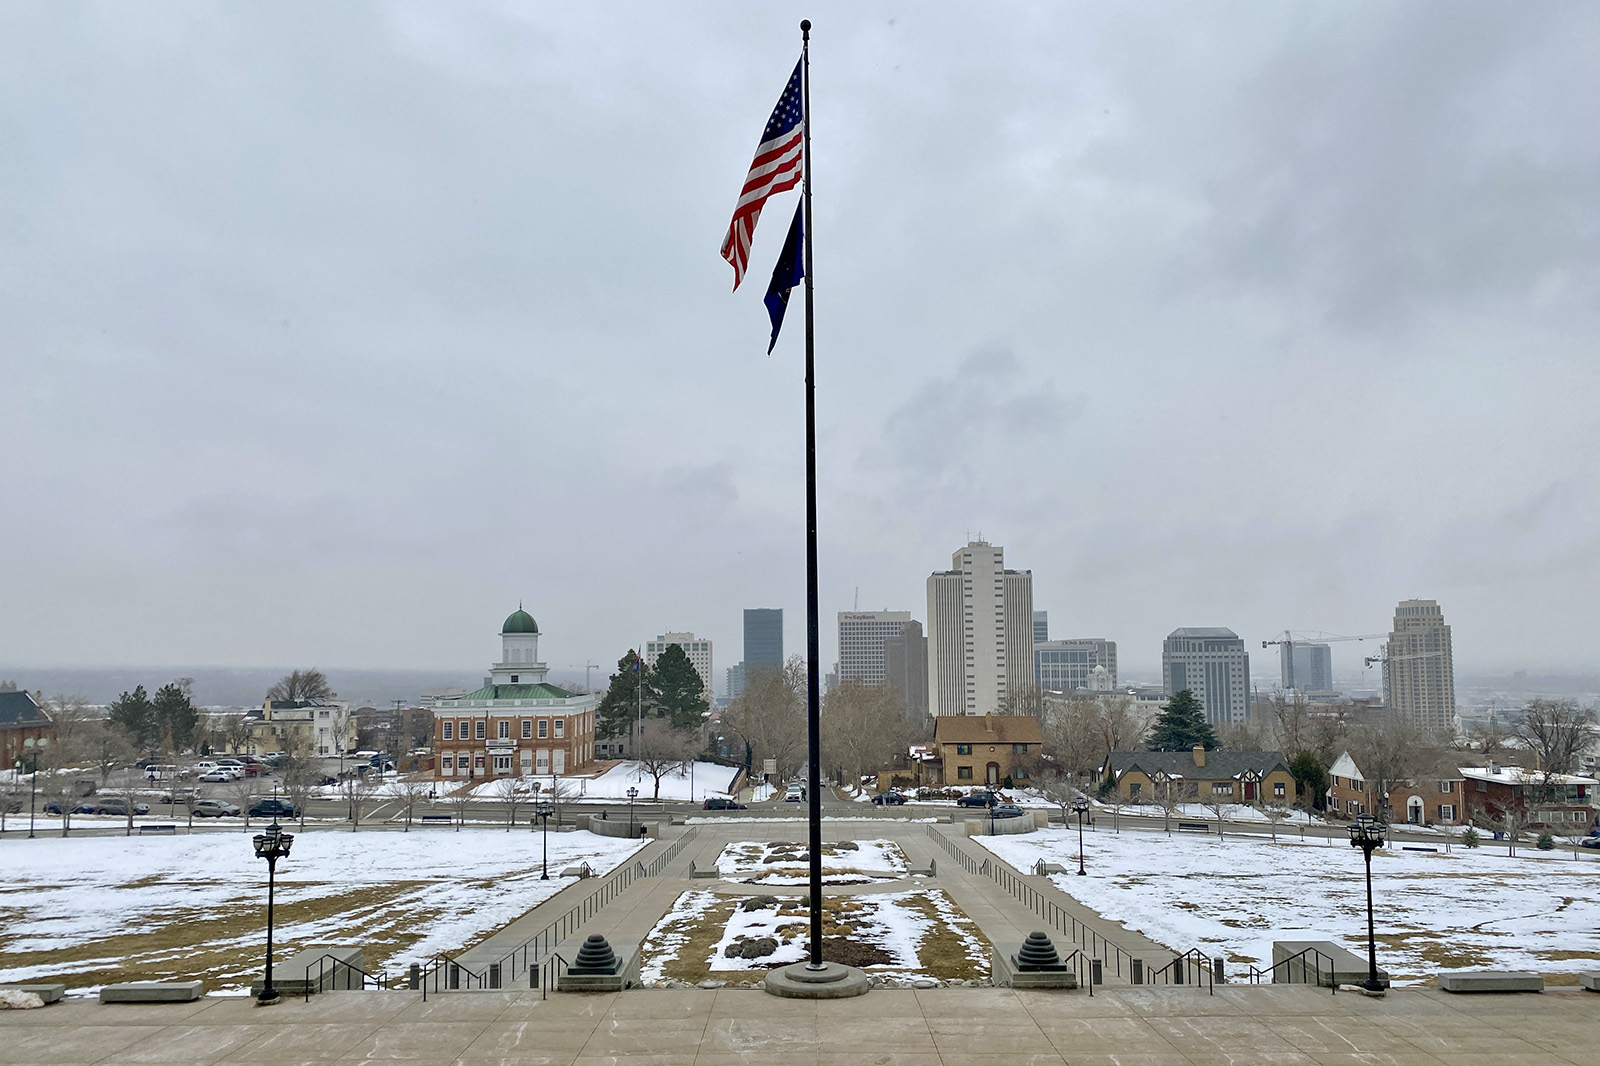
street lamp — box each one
[536,803,554,879]
[1072,797,1090,875]
[626,786,638,838]
[15,754,38,839]
[1347,813,1387,992]
[251,819,295,1006]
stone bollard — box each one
[1091,958,1103,986]
[1213,957,1225,984]
[407,963,420,991]
[1131,958,1144,985]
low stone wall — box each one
[963,811,1041,837]
[1272,940,1389,988]
[578,814,654,839]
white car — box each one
[784,784,805,802]
[199,770,234,782]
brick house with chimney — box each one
[1101,745,1294,806]
[930,712,1043,787]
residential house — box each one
[0,690,54,768]
[930,713,1043,787]
[1327,752,1465,825]
[1102,746,1294,806]
[1458,763,1596,831]
[242,698,357,758]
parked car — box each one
[198,770,234,783]
[159,788,202,804]
[702,796,747,811]
[1579,836,1600,850]
[872,790,908,806]
[249,797,299,819]
[92,798,151,817]
[70,801,103,815]
[193,800,241,817]
[42,800,70,815]
[989,803,1026,819]
[956,790,997,808]
[784,783,805,802]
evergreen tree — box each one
[1146,689,1218,751]
[152,682,200,753]
[596,650,649,740]
[108,686,157,749]
[1288,749,1328,810]
[649,644,710,732]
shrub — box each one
[1537,832,1555,851]
[1461,826,1481,848]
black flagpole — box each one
[799,17,823,971]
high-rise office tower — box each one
[1035,639,1118,693]
[1384,599,1456,735]
[1281,643,1334,692]
[1033,611,1049,645]
[743,609,783,674]
[726,663,747,700]
[1162,628,1250,726]
[883,620,929,724]
[837,610,913,686]
[926,540,1035,716]
[645,632,713,703]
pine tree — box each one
[152,683,199,753]
[107,686,157,749]
[1146,689,1219,751]
[596,651,649,740]
[650,644,710,732]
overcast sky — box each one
[3,1,1597,686]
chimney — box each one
[1193,745,1206,768]
[985,711,995,734]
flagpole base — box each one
[764,961,869,999]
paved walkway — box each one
[3,985,1594,1065]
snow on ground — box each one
[750,782,776,803]
[975,825,1600,983]
[0,828,644,989]
[462,761,741,803]
[715,839,907,884]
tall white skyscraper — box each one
[837,611,913,686]
[1162,628,1250,726]
[646,632,714,703]
[926,540,1034,716]
[1384,599,1456,735]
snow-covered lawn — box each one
[639,887,988,986]
[714,839,906,884]
[975,826,1600,983]
[461,761,742,803]
[0,829,644,991]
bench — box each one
[0,983,65,1004]
[1401,845,1438,853]
[1438,971,1544,993]
[138,825,177,836]
[419,814,454,825]
[1580,972,1600,992]
[99,981,205,1003]
[1177,821,1210,832]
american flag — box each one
[720,58,804,290]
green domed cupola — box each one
[502,607,540,635]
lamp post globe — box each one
[1072,797,1090,875]
[536,803,554,879]
[251,819,295,1005]
[1347,813,1387,992]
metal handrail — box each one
[302,954,387,1002]
[1247,945,1338,995]
[536,950,569,999]
[1145,948,1215,993]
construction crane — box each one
[1262,631,1387,691]
[1363,648,1443,669]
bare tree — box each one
[995,682,1044,719]
[341,773,376,831]
[230,776,264,828]
[397,778,432,831]
[81,721,139,788]
[497,775,526,831]
[448,780,474,831]
[821,680,912,794]
[1264,689,1311,756]
[634,728,696,800]
[1263,802,1293,842]
[1463,718,1511,756]
[720,656,809,781]
[278,743,319,830]
[266,669,337,703]
[1034,771,1078,828]
[1346,718,1427,820]
[1155,778,1194,835]
[1201,790,1236,840]
[1490,806,1530,858]
[1515,699,1597,799]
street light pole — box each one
[536,803,553,880]
[1348,813,1387,992]
[1073,797,1089,875]
[627,786,638,838]
[19,755,39,839]
[251,819,295,1006]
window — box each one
[956,744,972,755]
[522,720,532,739]
[1476,780,1487,792]
[1129,782,1143,799]
[459,720,469,738]
[957,766,973,780]
[554,719,564,738]
[498,721,510,739]
[1013,743,1028,754]
[1440,781,1455,793]
[1014,766,1028,780]
[493,753,512,773]
[538,720,549,739]
[456,754,469,769]
[1211,782,1233,796]
[1439,804,1456,822]
[1351,778,1364,791]
[475,721,486,740]
[443,722,454,740]
[1273,781,1287,798]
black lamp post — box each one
[251,819,295,1005]
[16,754,39,839]
[536,803,553,879]
[1347,813,1387,992]
[626,786,638,838]
[1073,797,1090,875]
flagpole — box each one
[798,16,824,972]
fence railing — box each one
[422,827,696,995]
[1246,945,1338,994]
[1144,948,1215,993]
[534,950,570,999]
[302,954,387,1001]
[926,824,1215,991]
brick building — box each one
[0,690,54,768]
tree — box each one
[649,644,710,732]
[995,682,1044,719]
[1263,803,1292,841]
[280,748,318,831]
[151,683,200,754]
[1147,691,1217,752]
[1346,718,1426,819]
[341,773,376,830]
[497,776,526,831]
[107,686,157,750]
[1217,719,1265,752]
[1515,698,1597,798]
[1263,689,1311,757]
[1288,750,1329,811]
[83,720,139,786]
[398,778,433,831]
[1201,790,1235,840]
[634,727,697,799]
[448,780,474,830]
[721,656,809,781]
[820,680,911,793]
[231,776,264,827]
[595,651,649,741]
[266,669,336,703]
[1463,717,1510,756]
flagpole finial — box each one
[800,19,811,35]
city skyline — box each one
[3,5,1597,678]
